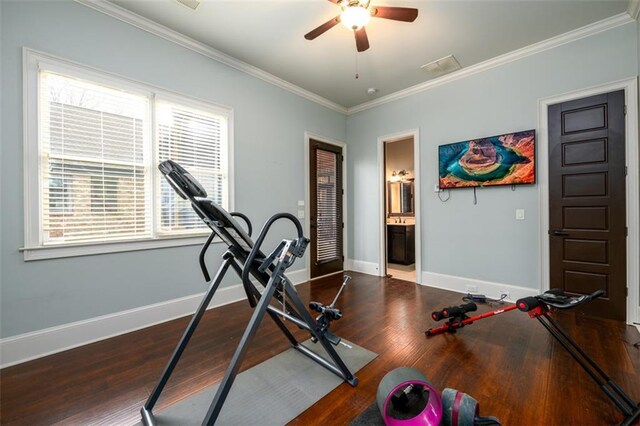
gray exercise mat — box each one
[140,340,377,426]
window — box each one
[23,50,232,260]
[39,71,150,245]
[156,100,227,234]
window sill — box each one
[21,235,213,261]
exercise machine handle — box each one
[230,212,252,237]
[198,232,217,282]
[241,213,306,294]
[444,302,477,318]
[329,275,351,308]
[432,302,477,321]
[586,289,606,301]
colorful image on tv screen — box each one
[438,130,535,189]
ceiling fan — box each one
[304,0,418,52]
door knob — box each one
[549,230,569,236]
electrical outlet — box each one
[515,209,525,220]
[465,285,478,293]
[434,184,441,193]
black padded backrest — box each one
[159,159,254,253]
[158,160,207,200]
[195,198,253,251]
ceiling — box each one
[108,0,630,109]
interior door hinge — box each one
[625,227,628,237]
[623,105,627,115]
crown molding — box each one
[73,1,634,117]
[628,0,640,20]
[347,12,634,115]
[74,0,347,115]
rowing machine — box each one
[516,290,639,426]
[427,289,640,426]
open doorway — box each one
[384,137,416,282]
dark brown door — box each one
[548,90,626,321]
[310,140,343,278]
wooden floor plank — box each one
[1,272,638,425]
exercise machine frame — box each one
[140,160,357,426]
[426,290,640,426]
[518,292,640,426]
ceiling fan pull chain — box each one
[355,50,359,79]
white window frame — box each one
[22,48,234,261]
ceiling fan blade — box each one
[304,16,341,40]
[371,6,418,22]
[354,27,369,52]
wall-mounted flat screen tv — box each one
[438,129,535,189]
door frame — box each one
[304,131,347,280]
[377,129,422,284]
[537,77,639,326]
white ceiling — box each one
[108,0,630,108]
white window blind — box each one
[156,100,226,235]
[26,51,232,260]
[316,149,339,263]
[39,71,151,245]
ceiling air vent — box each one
[175,0,200,10]
[421,55,461,78]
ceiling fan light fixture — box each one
[340,6,371,30]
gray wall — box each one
[0,1,346,337]
[347,22,638,290]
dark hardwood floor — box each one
[1,272,639,425]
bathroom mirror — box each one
[388,181,414,215]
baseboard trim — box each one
[421,271,539,302]
[0,269,307,368]
[346,258,380,276]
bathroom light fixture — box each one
[389,169,409,182]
